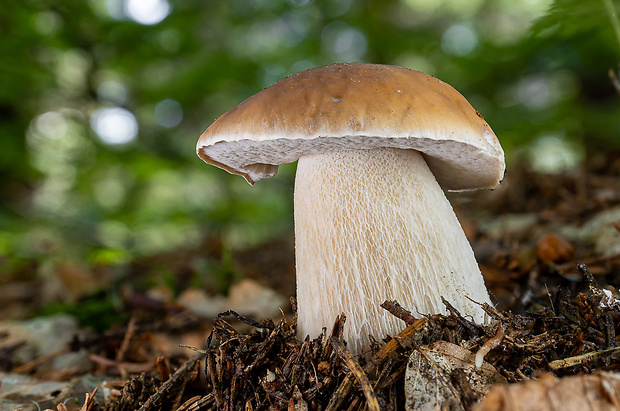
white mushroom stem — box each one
[294,147,492,355]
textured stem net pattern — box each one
[294,147,491,354]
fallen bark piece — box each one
[475,372,620,411]
[405,341,507,411]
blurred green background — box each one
[1,0,619,316]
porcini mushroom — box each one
[196,63,505,355]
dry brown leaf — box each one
[475,372,620,411]
[405,341,507,411]
[535,233,575,263]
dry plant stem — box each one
[329,338,380,411]
[295,148,492,354]
[88,353,155,373]
[12,346,68,374]
[72,387,99,411]
[548,346,620,370]
[177,394,215,411]
[478,302,509,322]
[172,369,196,411]
[578,263,598,286]
[207,353,224,407]
[115,316,137,379]
[157,356,171,381]
[244,326,280,373]
[116,316,137,362]
[136,352,205,411]
[326,318,427,410]
[57,387,99,411]
[560,252,620,274]
[558,253,620,274]
[380,300,418,325]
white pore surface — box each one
[294,147,492,355]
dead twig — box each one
[12,347,69,374]
[136,352,205,411]
[326,318,427,410]
[381,300,418,324]
[176,394,215,411]
[243,322,282,374]
[216,309,274,329]
[560,255,620,275]
[329,338,380,411]
[578,263,598,286]
[156,356,171,382]
[115,315,138,380]
[548,346,620,370]
[443,297,483,336]
[116,316,137,363]
[56,387,99,411]
[89,353,155,374]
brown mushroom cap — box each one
[197,63,504,191]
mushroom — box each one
[196,63,505,355]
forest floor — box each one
[1,152,620,410]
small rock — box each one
[176,288,229,318]
[177,279,286,319]
[478,214,539,240]
[578,207,620,256]
[0,372,69,411]
[228,279,287,319]
[0,372,107,411]
[0,314,90,373]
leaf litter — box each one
[2,152,620,410]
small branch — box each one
[326,318,427,410]
[116,315,138,379]
[116,316,137,362]
[88,353,155,374]
[176,394,215,411]
[137,352,206,411]
[156,356,171,382]
[216,309,274,329]
[12,346,68,374]
[380,300,418,324]
[577,264,598,287]
[80,387,99,411]
[443,297,483,336]
[560,253,620,274]
[548,346,620,370]
[329,338,380,411]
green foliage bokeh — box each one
[0,0,618,285]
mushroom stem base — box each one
[294,147,492,355]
